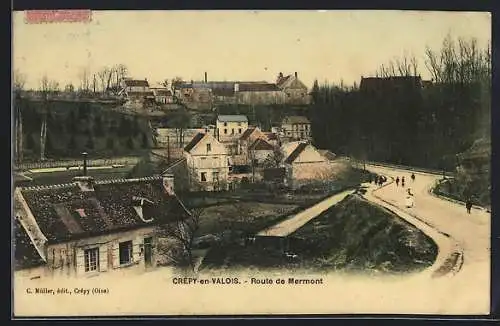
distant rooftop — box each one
[217,115,248,123]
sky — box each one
[12,10,491,90]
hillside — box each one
[14,98,155,161]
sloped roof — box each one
[285,142,308,164]
[240,127,256,141]
[18,177,189,243]
[264,132,278,141]
[217,115,248,123]
[14,218,45,270]
[282,116,310,125]
[238,83,280,92]
[249,138,274,151]
[124,79,150,87]
[183,132,206,152]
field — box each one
[201,194,438,275]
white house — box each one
[216,115,249,141]
[281,116,312,142]
[281,141,335,188]
[184,132,231,191]
[13,174,190,280]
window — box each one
[231,129,234,135]
[224,122,227,126]
[119,241,133,265]
[207,143,211,152]
[224,129,227,134]
[84,247,99,272]
[238,122,242,126]
[300,132,304,138]
[201,172,207,182]
[238,128,242,134]
[212,171,219,181]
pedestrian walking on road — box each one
[396,177,400,187]
[401,176,405,188]
[466,197,473,214]
[411,173,415,182]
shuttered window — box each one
[84,248,99,272]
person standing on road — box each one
[411,173,415,182]
[466,197,473,214]
[396,177,400,187]
[401,176,405,188]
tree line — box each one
[309,34,491,171]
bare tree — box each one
[13,69,26,92]
[78,67,91,94]
[114,64,128,87]
[155,207,204,272]
[263,147,284,168]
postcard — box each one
[12,10,491,317]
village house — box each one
[248,138,275,166]
[276,72,311,105]
[119,78,155,105]
[281,141,335,188]
[235,82,286,105]
[216,115,249,141]
[238,127,266,155]
[281,116,312,142]
[184,132,231,191]
[150,87,174,104]
[13,174,190,280]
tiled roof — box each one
[14,218,45,270]
[238,83,280,92]
[19,177,189,243]
[249,138,274,151]
[183,132,206,152]
[282,116,310,125]
[217,115,248,123]
[285,142,308,164]
[264,132,278,141]
[124,79,150,87]
[239,128,256,141]
[276,75,292,87]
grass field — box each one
[201,194,438,275]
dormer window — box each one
[207,143,211,152]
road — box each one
[257,189,355,237]
[366,164,490,310]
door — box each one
[144,237,153,268]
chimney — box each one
[294,72,298,78]
[205,72,208,83]
[162,173,175,196]
[73,176,95,192]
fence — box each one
[14,156,142,171]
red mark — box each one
[25,10,92,24]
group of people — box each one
[395,173,415,188]
[370,175,387,187]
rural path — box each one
[257,189,355,237]
[365,164,490,308]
